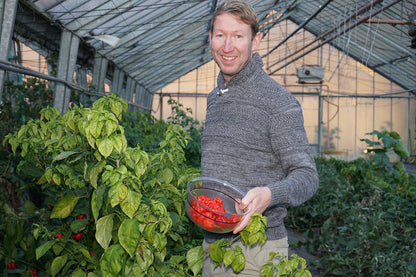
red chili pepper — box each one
[29,268,37,277]
[190,194,241,232]
[73,232,83,241]
[77,214,84,220]
[57,233,63,239]
[7,262,17,270]
[48,204,53,210]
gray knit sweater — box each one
[201,52,319,242]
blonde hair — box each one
[210,0,259,39]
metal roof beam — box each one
[263,0,335,58]
[96,1,208,58]
[66,0,131,35]
[268,0,384,71]
[269,0,401,75]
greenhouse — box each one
[0,0,415,276]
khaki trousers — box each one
[202,237,289,276]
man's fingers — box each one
[233,211,253,234]
[240,190,255,208]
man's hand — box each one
[233,186,271,234]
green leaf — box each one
[70,219,88,233]
[145,223,156,245]
[97,137,114,158]
[111,134,125,154]
[36,240,55,260]
[88,118,104,139]
[152,232,167,254]
[260,264,274,277]
[231,246,245,273]
[381,136,396,148]
[50,194,80,219]
[209,239,226,264]
[7,136,19,153]
[101,244,125,276]
[17,161,43,178]
[111,101,122,119]
[223,249,235,267]
[85,130,96,149]
[88,160,106,189]
[186,246,204,276]
[80,248,93,261]
[373,152,389,165]
[108,182,128,207]
[103,119,117,137]
[71,269,87,277]
[91,186,105,222]
[53,150,80,162]
[136,245,154,272]
[162,168,173,184]
[120,189,141,219]
[96,214,114,249]
[393,141,409,158]
[118,218,140,257]
[393,161,405,171]
[51,255,68,276]
[248,231,262,245]
[389,131,401,139]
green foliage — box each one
[361,130,410,168]
[320,126,340,152]
[209,213,267,273]
[166,99,203,168]
[186,213,311,276]
[0,79,53,138]
[286,154,416,276]
[185,212,268,275]
[261,253,311,277]
[121,98,203,168]
[121,109,168,153]
[1,94,201,276]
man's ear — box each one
[251,32,261,52]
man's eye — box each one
[236,35,242,39]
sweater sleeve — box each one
[267,95,319,207]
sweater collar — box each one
[217,52,263,90]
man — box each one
[201,0,319,275]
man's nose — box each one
[222,37,233,52]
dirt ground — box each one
[287,228,321,276]
[404,162,416,177]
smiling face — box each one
[210,12,261,83]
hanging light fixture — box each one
[91,34,120,47]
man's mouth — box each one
[222,55,236,61]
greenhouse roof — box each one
[18,0,416,94]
